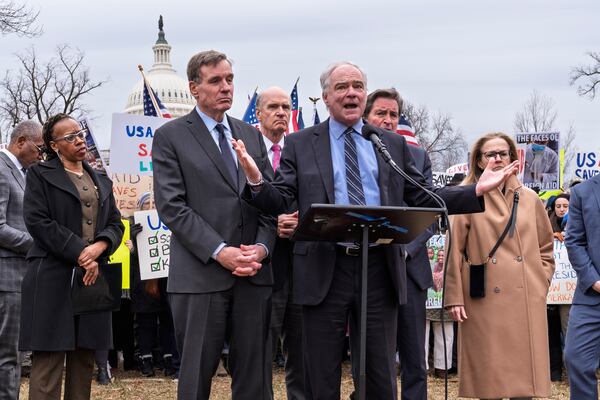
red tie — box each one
[271,144,281,171]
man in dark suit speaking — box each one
[152,50,276,400]
[232,61,518,399]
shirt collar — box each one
[0,148,24,171]
[329,118,365,140]
[261,133,285,150]
[195,106,232,134]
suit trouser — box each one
[269,279,305,400]
[0,291,21,400]
[28,349,94,400]
[303,249,397,400]
[564,303,600,400]
[424,320,454,370]
[397,279,428,400]
[169,279,272,400]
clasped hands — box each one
[216,244,267,277]
[77,241,108,286]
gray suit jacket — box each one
[0,151,33,291]
[152,111,276,294]
[404,145,435,291]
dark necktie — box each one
[215,124,238,185]
[343,127,365,205]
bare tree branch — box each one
[562,122,578,184]
[570,52,600,99]
[0,0,41,37]
[403,102,468,170]
[0,44,107,133]
[514,90,557,133]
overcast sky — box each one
[2,0,599,154]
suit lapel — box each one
[228,117,248,194]
[185,111,238,192]
[0,152,26,190]
[312,121,335,203]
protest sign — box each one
[110,173,154,217]
[446,162,468,176]
[432,172,454,188]
[134,210,170,280]
[79,118,106,172]
[547,239,577,305]
[515,132,560,191]
[426,235,446,309]
[109,113,168,175]
[108,219,131,289]
[574,150,600,180]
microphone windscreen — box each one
[361,124,380,140]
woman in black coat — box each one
[20,113,124,400]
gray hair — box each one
[187,50,232,82]
[320,61,367,92]
[10,120,42,145]
[255,87,291,110]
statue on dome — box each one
[159,15,164,32]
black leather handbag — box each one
[71,263,122,315]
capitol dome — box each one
[124,17,195,117]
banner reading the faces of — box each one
[134,210,171,280]
[109,113,168,175]
[515,132,560,191]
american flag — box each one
[397,114,419,146]
[290,79,301,133]
[243,90,260,128]
[143,80,171,118]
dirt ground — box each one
[19,362,577,399]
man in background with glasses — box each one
[0,120,43,400]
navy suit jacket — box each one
[565,174,600,305]
[245,119,483,306]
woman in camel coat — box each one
[444,132,555,399]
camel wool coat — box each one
[444,175,555,399]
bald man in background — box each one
[256,87,304,399]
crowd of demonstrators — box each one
[444,132,555,400]
[21,114,124,400]
[3,50,598,400]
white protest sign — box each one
[547,239,577,304]
[134,210,171,280]
[110,113,169,175]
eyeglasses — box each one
[52,129,87,143]
[29,140,46,155]
[482,150,510,160]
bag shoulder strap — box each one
[487,190,520,261]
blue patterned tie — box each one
[344,127,365,205]
[215,124,238,186]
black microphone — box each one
[361,124,394,164]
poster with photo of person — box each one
[515,132,560,191]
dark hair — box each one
[186,50,231,82]
[463,132,518,185]
[42,113,75,160]
[364,88,403,118]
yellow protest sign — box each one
[109,219,131,289]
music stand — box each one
[292,204,443,400]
